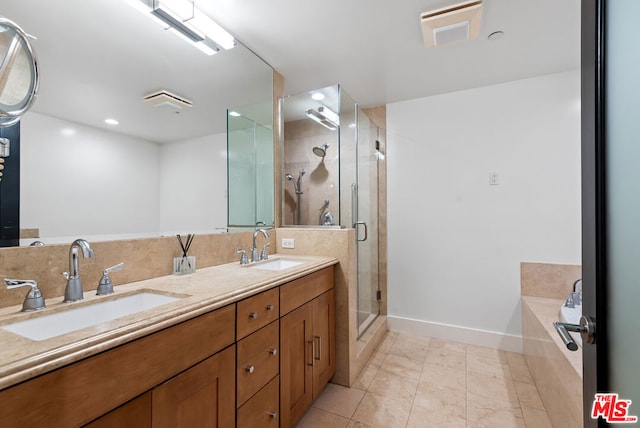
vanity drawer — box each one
[280,267,334,315]
[237,375,279,427]
[236,320,279,407]
[237,287,279,339]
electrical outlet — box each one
[282,238,295,249]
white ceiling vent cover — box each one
[421,0,483,48]
[143,90,193,110]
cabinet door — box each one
[152,346,235,428]
[312,289,336,398]
[280,303,313,428]
[85,392,151,428]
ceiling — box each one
[0,0,273,143]
[204,0,581,107]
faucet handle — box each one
[104,262,124,275]
[4,279,46,312]
[261,243,271,261]
[97,262,124,296]
[236,248,248,265]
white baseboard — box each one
[387,315,523,353]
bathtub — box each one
[522,296,583,427]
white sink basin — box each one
[1,291,183,341]
[249,259,303,271]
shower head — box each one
[313,143,330,158]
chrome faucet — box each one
[564,278,583,308]
[251,229,270,263]
[4,279,46,312]
[62,239,95,302]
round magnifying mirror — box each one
[0,16,39,127]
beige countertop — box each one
[0,254,338,390]
[522,295,582,377]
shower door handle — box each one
[355,221,368,242]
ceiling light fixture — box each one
[305,108,338,131]
[317,106,339,125]
[311,92,325,101]
[143,90,193,110]
[420,0,483,48]
[104,118,119,125]
[229,111,241,117]
[128,0,235,55]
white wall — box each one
[20,113,228,242]
[21,113,161,238]
[158,133,228,233]
[386,71,581,349]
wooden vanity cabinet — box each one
[86,393,152,428]
[88,347,236,428]
[0,304,236,428]
[280,268,335,428]
[0,264,336,428]
[152,346,236,428]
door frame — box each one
[581,0,608,426]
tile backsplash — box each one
[0,231,273,309]
[520,262,582,299]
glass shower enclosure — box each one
[281,85,380,337]
[227,102,274,228]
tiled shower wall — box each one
[282,119,339,226]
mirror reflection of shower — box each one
[319,199,335,226]
[285,169,305,225]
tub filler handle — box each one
[553,315,596,351]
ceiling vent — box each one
[143,90,193,110]
[421,0,483,48]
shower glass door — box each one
[355,108,380,337]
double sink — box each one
[1,258,303,342]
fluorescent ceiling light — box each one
[304,105,339,130]
[317,106,339,125]
[128,0,235,55]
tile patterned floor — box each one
[294,332,554,428]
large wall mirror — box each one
[0,0,274,246]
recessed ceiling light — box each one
[105,118,119,125]
[311,93,325,101]
[229,111,241,117]
[488,31,504,41]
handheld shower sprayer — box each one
[285,169,305,195]
[285,169,306,225]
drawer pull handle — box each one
[266,304,274,311]
[269,347,278,356]
[268,411,278,419]
[246,365,255,374]
[249,312,258,320]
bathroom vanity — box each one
[0,256,336,427]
